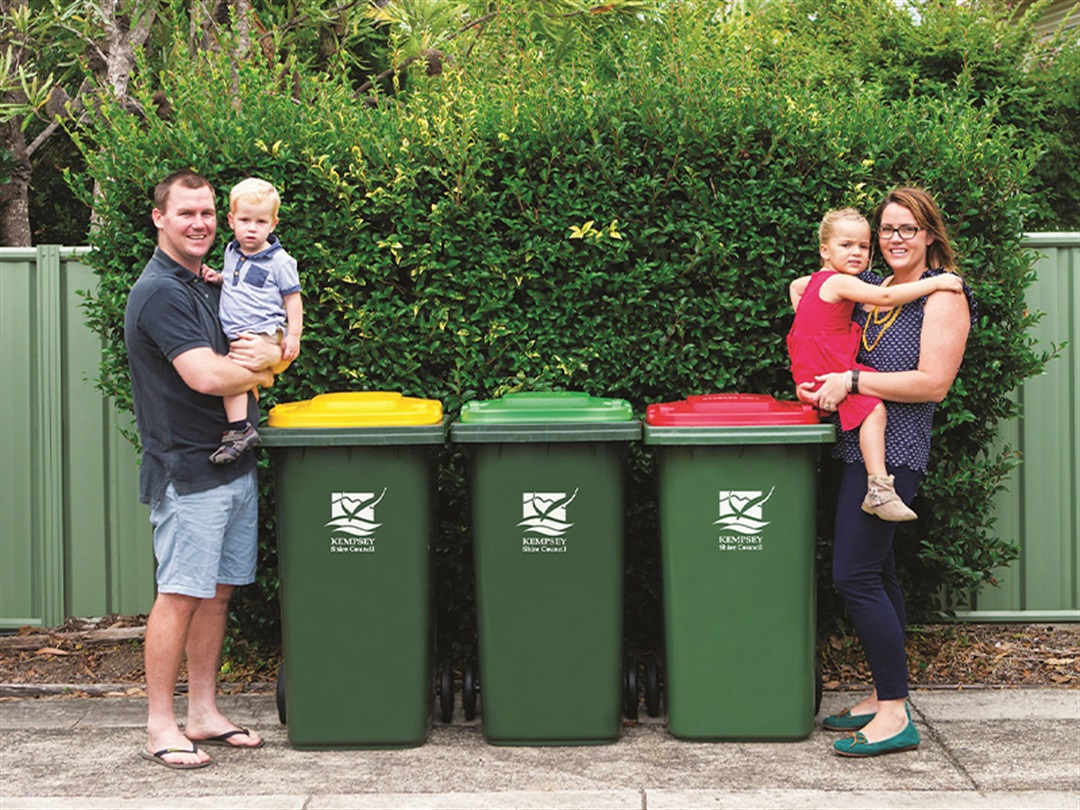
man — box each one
[125,170,279,769]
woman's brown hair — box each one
[874,187,957,273]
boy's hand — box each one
[935,274,964,294]
[200,264,223,285]
[282,334,300,362]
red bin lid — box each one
[645,393,822,427]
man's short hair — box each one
[154,170,214,213]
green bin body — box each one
[261,392,444,749]
[451,392,640,745]
[644,394,834,741]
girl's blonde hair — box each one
[819,207,869,244]
[229,177,281,217]
[818,208,870,266]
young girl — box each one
[786,208,962,521]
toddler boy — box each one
[211,178,302,464]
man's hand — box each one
[228,332,283,371]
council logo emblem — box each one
[326,489,386,537]
[713,488,774,535]
[518,490,579,537]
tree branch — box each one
[25,118,60,156]
[257,0,367,42]
[354,10,498,95]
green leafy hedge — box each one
[73,7,1051,656]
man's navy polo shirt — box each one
[124,248,258,505]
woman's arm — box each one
[857,289,970,402]
[803,289,970,408]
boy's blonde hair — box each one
[229,177,281,217]
[818,207,869,245]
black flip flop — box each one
[189,728,264,749]
[139,745,211,770]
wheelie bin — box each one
[450,391,640,745]
[644,394,834,741]
[261,391,444,749]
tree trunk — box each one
[101,0,158,99]
[230,0,251,109]
[0,107,33,247]
[91,0,158,225]
[1,0,32,246]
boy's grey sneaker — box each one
[861,474,917,522]
[209,424,260,465]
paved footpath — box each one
[1,688,1078,809]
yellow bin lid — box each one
[267,391,443,428]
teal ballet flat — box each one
[822,707,875,731]
[833,721,921,757]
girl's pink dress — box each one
[786,270,881,432]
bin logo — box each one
[519,490,578,537]
[326,489,386,537]
[714,488,774,535]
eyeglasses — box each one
[878,224,923,240]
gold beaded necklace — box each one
[861,303,903,353]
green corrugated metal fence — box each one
[0,237,1077,627]
[1,246,154,629]
[957,233,1080,621]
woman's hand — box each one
[796,381,820,407]
[802,372,850,412]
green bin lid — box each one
[460,391,633,423]
[451,391,640,443]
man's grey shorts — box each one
[149,470,258,598]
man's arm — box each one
[172,346,273,396]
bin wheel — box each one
[275,664,287,725]
[815,658,823,716]
[439,660,454,723]
[644,656,661,718]
[623,657,639,721]
[462,662,478,721]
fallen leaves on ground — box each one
[819,623,1080,689]
[2,617,1077,692]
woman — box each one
[800,187,976,757]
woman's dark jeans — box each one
[832,462,924,701]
